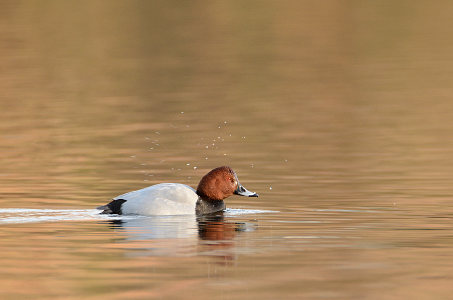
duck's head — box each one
[196,166,258,201]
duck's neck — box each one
[195,197,225,215]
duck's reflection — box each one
[106,212,255,260]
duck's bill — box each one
[234,183,259,197]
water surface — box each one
[2,1,453,299]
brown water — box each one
[2,1,453,299]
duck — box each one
[97,166,258,216]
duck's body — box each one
[108,183,199,215]
[98,166,257,216]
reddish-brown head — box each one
[196,166,258,201]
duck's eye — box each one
[230,177,236,184]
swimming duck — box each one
[97,166,258,215]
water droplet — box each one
[205,145,209,149]
[269,186,273,190]
[180,111,184,114]
[193,166,197,170]
[186,163,190,166]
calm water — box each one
[2,1,453,299]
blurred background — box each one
[2,1,453,299]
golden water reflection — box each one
[2,1,453,299]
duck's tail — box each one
[96,199,127,215]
